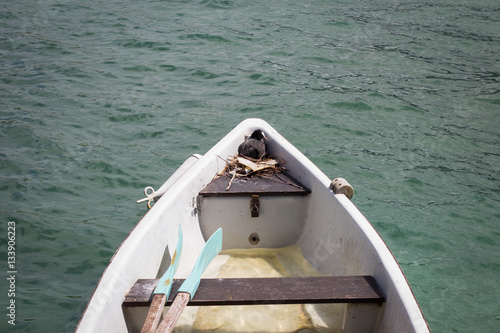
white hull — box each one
[76,118,429,333]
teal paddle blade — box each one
[154,225,183,297]
[178,228,222,297]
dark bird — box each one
[238,129,267,159]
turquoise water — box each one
[1,0,499,331]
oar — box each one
[141,225,183,333]
[156,228,223,333]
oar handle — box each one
[141,294,167,333]
[156,292,191,333]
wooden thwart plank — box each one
[123,276,385,307]
[199,173,310,196]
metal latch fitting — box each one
[250,195,260,217]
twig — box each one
[226,172,237,190]
[214,155,288,189]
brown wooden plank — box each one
[125,279,158,304]
[199,173,310,197]
[123,276,385,307]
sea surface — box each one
[1,0,499,332]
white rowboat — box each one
[76,118,430,333]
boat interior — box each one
[123,172,386,333]
[76,120,425,333]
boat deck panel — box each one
[123,276,385,307]
[199,173,310,197]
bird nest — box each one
[215,155,288,190]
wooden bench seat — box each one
[198,172,311,197]
[123,276,385,307]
